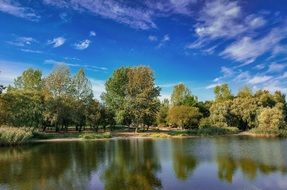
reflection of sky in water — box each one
[0,137,287,190]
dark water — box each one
[0,137,287,190]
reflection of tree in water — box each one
[0,142,105,189]
[172,139,197,181]
[214,138,287,183]
[101,139,162,190]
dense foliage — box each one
[0,65,286,136]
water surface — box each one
[0,136,287,190]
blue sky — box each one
[1,0,287,101]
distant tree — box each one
[168,105,202,129]
[0,85,5,94]
[171,83,198,106]
[86,99,101,131]
[157,99,169,126]
[237,86,253,98]
[14,68,43,91]
[214,84,233,101]
[44,64,73,97]
[72,68,93,101]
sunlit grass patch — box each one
[0,126,33,146]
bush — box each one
[0,126,33,146]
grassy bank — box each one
[0,127,33,146]
[140,127,240,138]
[248,128,287,137]
[32,131,112,140]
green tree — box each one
[86,99,101,131]
[14,68,43,91]
[44,64,73,97]
[72,68,93,100]
[156,99,169,126]
[103,66,160,132]
[171,83,198,106]
[258,107,285,130]
[168,105,202,129]
[214,84,233,101]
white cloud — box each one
[48,37,66,48]
[74,39,91,50]
[44,59,108,72]
[157,34,170,48]
[221,28,287,64]
[90,31,96,37]
[0,0,40,21]
[7,36,37,47]
[20,48,43,54]
[248,75,272,85]
[267,63,286,73]
[43,0,156,30]
[148,35,158,42]
[43,0,197,30]
[192,0,265,42]
[206,83,221,89]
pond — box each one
[0,136,287,190]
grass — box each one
[168,126,240,136]
[139,126,240,138]
[248,128,287,137]
[79,132,112,140]
[0,126,33,146]
[32,132,82,139]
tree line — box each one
[0,65,286,133]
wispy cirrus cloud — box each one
[47,37,66,48]
[221,28,287,65]
[74,39,91,50]
[7,36,37,47]
[0,0,40,21]
[20,48,43,54]
[44,59,108,72]
[43,0,197,30]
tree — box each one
[258,107,285,130]
[157,99,169,126]
[86,99,101,131]
[102,67,129,125]
[14,68,43,91]
[0,91,44,128]
[168,105,202,129]
[102,66,160,132]
[237,86,253,98]
[72,68,93,101]
[0,85,5,94]
[214,84,232,101]
[209,100,236,128]
[171,83,198,106]
[44,64,73,97]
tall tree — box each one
[171,83,191,106]
[44,64,73,97]
[214,84,233,101]
[14,68,42,91]
[102,66,160,131]
[72,68,93,100]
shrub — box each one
[0,126,33,146]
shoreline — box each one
[29,131,283,143]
